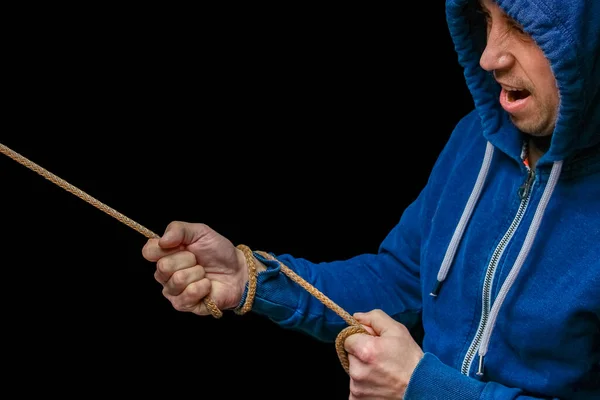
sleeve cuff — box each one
[234,251,292,320]
[404,353,485,400]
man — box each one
[142,0,599,398]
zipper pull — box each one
[476,354,485,376]
[518,169,535,200]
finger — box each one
[344,332,371,357]
[142,238,183,262]
[163,265,206,296]
[349,378,364,400]
[349,375,361,400]
[159,221,210,249]
[348,354,369,396]
[164,278,211,312]
[360,324,376,336]
[354,309,395,336]
[154,250,197,283]
[189,298,217,316]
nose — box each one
[479,30,514,72]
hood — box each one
[431,0,600,378]
[446,0,600,165]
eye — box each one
[508,18,531,40]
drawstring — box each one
[428,139,563,377]
[476,159,563,376]
[430,141,495,296]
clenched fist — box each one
[142,221,258,316]
[344,309,423,399]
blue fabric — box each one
[237,0,600,398]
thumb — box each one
[159,221,207,248]
[353,309,395,336]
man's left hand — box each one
[344,309,424,399]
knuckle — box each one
[396,323,409,335]
[184,251,197,265]
[141,239,157,260]
[165,221,184,237]
[349,382,365,398]
[154,270,164,284]
[141,243,150,259]
[349,369,361,382]
[194,222,208,232]
[171,270,187,287]
[164,277,210,314]
[167,220,182,230]
[349,366,367,382]
[169,295,191,312]
[187,280,208,298]
[357,340,377,363]
[356,369,368,382]
[156,258,171,275]
[172,301,188,312]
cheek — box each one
[530,56,558,101]
[540,72,560,108]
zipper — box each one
[460,168,535,376]
[518,168,535,200]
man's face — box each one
[478,0,559,136]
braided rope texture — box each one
[252,250,370,374]
[1,142,371,373]
[0,143,222,318]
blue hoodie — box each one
[238,0,600,398]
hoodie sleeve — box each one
[234,196,425,343]
[232,112,480,343]
[405,353,566,399]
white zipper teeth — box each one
[460,177,533,375]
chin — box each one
[510,115,555,137]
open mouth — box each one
[499,85,532,113]
[506,88,531,102]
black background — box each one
[2,4,474,399]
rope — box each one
[252,250,369,373]
[0,142,369,374]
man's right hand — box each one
[141,221,252,316]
